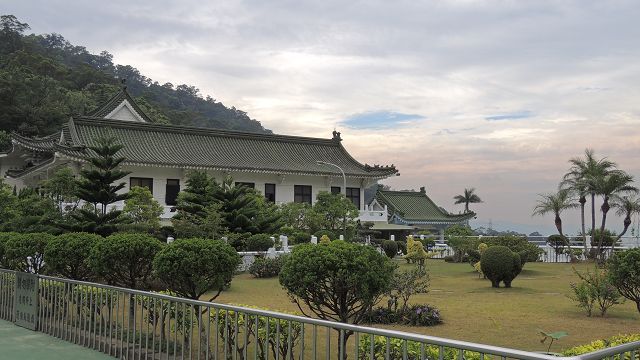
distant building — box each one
[0,86,398,220]
[364,186,475,239]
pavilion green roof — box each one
[11,117,397,179]
[375,190,475,224]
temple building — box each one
[0,86,398,220]
[361,186,476,239]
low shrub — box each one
[4,232,54,273]
[562,334,640,356]
[404,304,443,326]
[45,232,103,280]
[480,246,522,288]
[0,232,19,268]
[246,234,274,251]
[364,307,400,324]
[381,240,398,258]
[314,230,337,241]
[289,231,310,244]
[485,236,543,264]
[443,255,455,263]
[366,304,442,327]
[607,248,640,314]
[357,336,477,360]
[569,266,622,317]
[249,256,287,278]
[226,232,252,251]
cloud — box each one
[485,111,534,121]
[341,111,425,129]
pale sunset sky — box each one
[4,0,640,235]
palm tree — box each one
[562,149,618,249]
[559,177,588,252]
[532,189,577,256]
[611,195,640,240]
[453,188,482,213]
[592,171,638,256]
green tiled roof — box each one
[12,117,397,179]
[376,190,475,224]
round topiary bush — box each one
[480,246,522,288]
[381,240,399,258]
[246,234,274,251]
[45,232,103,280]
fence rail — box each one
[0,269,639,360]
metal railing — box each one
[0,268,639,360]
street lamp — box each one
[316,160,348,238]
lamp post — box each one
[316,160,348,238]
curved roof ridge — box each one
[73,116,347,146]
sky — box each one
[4,0,640,235]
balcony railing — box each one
[1,269,638,360]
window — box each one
[265,183,276,202]
[235,182,255,189]
[331,186,341,195]
[130,177,153,194]
[165,179,180,206]
[346,187,360,209]
[294,185,312,204]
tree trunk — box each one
[591,193,596,244]
[579,196,587,253]
[596,198,610,264]
[617,215,632,240]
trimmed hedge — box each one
[246,234,274,251]
[382,240,399,258]
[562,334,640,356]
[249,256,287,278]
[4,232,54,274]
[480,246,522,288]
[45,232,103,280]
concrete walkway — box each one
[0,319,111,360]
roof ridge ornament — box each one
[120,78,127,90]
[332,130,342,142]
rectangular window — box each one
[165,179,180,206]
[130,177,153,194]
[331,186,341,195]
[235,182,255,189]
[265,183,276,202]
[346,187,361,209]
[294,185,312,204]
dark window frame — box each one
[346,187,361,209]
[130,177,154,194]
[331,186,341,195]
[165,179,180,206]
[265,183,276,202]
[294,185,312,204]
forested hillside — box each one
[0,15,270,150]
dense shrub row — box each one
[0,232,241,300]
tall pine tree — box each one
[67,137,130,236]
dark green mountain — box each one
[0,14,270,149]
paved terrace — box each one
[0,320,110,360]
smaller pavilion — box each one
[366,186,475,239]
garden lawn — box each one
[210,260,640,353]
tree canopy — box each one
[0,14,269,139]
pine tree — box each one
[67,137,130,236]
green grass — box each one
[211,260,640,353]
